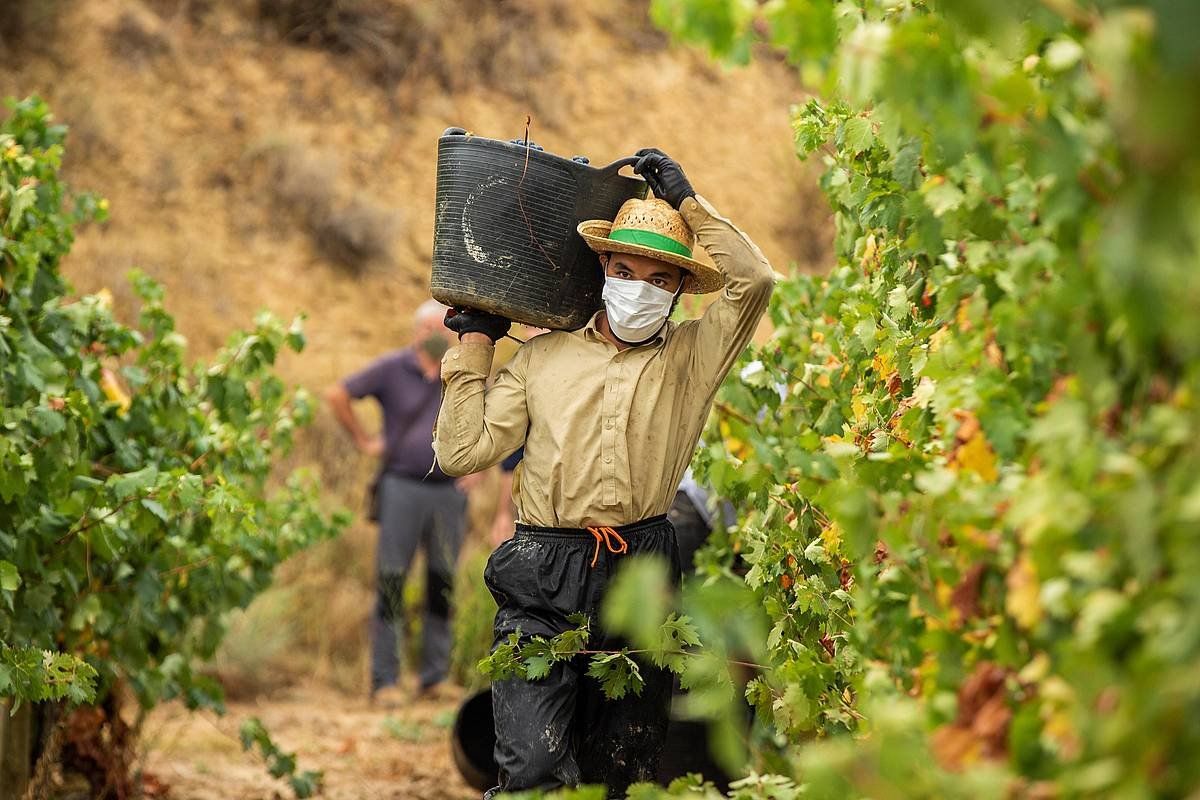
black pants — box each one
[482,516,682,798]
[667,490,712,570]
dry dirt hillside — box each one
[3,0,826,380]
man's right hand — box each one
[444,307,511,343]
[633,148,695,209]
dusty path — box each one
[140,681,479,800]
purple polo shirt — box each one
[343,348,450,482]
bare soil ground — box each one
[140,681,478,800]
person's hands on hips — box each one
[444,307,511,343]
[633,148,695,209]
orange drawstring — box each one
[585,526,629,568]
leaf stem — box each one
[574,648,771,672]
[56,490,158,546]
[714,400,754,425]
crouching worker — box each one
[433,149,774,798]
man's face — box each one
[601,252,685,293]
[415,313,450,359]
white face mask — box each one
[601,276,679,344]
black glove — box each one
[633,148,695,209]
[444,307,511,343]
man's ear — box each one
[599,252,610,269]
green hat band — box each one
[607,228,693,259]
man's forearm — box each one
[681,194,775,300]
[677,195,775,388]
[435,338,530,476]
[434,341,500,476]
[325,384,372,447]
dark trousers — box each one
[482,516,682,799]
[371,474,466,692]
[667,490,712,570]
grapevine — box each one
[1,96,345,786]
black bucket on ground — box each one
[656,717,736,791]
[451,687,498,792]
[450,684,737,792]
[431,128,648,331]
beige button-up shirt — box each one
[434,195,774,528]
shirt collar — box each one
[580,310,671,349]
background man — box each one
[325,299,465,705]
[434,149,775,797]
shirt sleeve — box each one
[433,341,530,476]
[342,354,394,401]
[677,194,776,390]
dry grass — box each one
[449,546,497,691]
[252,139,398,273]
[255,0,567,121]
[53,87,121,164]
[315,198,396,267]
[107,5,177,65]
[142,0,216,24]
[0,0,63,58]
[776,164,835,273]
[212,586,306,698]
[256,0,417,83]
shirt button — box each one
[604,455,612,464]
[605,420,614,429]
[452,353,460,360]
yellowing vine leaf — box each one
[859,233,878,270]
[951,409,981,441]
[952,430,998,481]
[985,338,1005,369]
[719,418,750,461]
[1006,555,1043,630]
[100,368,132,415]
[851,394,868,425]
[929,325,952,352]
[871,351,894,377]
[820,521,842,555]
[955,298,975,332]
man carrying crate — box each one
[433,149,774,797]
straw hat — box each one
[577,198,724,294]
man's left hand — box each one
[445,307,511,343]
[633,148,695,209]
